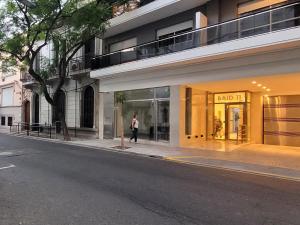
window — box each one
[1,116,5,126]
[238,0,287,15]
[1,87,14,106]
[110,38,137,52]
[8,117,12,126]
[52,90,66,133]
[109,38,137,64]
[82,86,94,128]
[157,21,194,51]
[34,94,39,124]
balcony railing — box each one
[91,2,300,70]
[20,71,35,83]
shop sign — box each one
[214,92,246,104]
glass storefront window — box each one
[122,100,155,140]
[119,88,154,101]
[155,87,170,99]
[115,87,170,142]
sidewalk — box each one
[2,128,300,182]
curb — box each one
[164,158,300,183]
[2,133,164,160]
[2,133,300,183]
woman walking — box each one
[130,114,139,143]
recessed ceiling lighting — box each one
[257,84,262,87]
[267,89,271,92]
[252,81,257,84]
[264,94,269,97]
[262,86,267,89]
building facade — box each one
[0,62,23,127]
[92,0,300,147]
[25,0,300,147]
[21,40,100,138]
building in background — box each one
[21,39,100,139]
[0,61,23,127]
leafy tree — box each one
[0,0,127,140]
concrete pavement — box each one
[2,126,300,182]
[68,139,300,182]
[1,133,300,225]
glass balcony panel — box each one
[272,5,300,31]
[137,43,157,59]
[109,52,122,66]
[207,26,219,45]
[121,48,137,63]
[219,21,239,42]
[239,9,271,38]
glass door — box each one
[227,104,244,140]
[214,104,226,140]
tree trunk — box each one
[53,101,71,141]
[58,112,71,141]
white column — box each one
[250,92,263,144]
[170,85,181,147]
[98,92,104,140]
[195,12,208,46]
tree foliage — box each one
[0,0,127,139]
[0,0,127,104]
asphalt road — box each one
[0,134,300,225]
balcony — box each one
[20,71,38,87]
[68,54,92,77]
[105,0,209,37]
[91,2,300,75]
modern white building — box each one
[26,0,300,147]
[92,0,300,147]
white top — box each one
[132,118,139,129]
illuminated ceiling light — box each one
[262,86,267,89]
[264,94,269,97]
[252,81,257,84]
[257,84,262,87]
[267,89,271,92]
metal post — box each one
[50,125,52,139]
[236,124,239,145]
[75,80,77,137]
[18,123,20,134]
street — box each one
[0,134,300,225]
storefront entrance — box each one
[213,92,250,142]
[115,87,170,142]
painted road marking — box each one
[0,164,16,170]
[0,152,14,156]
